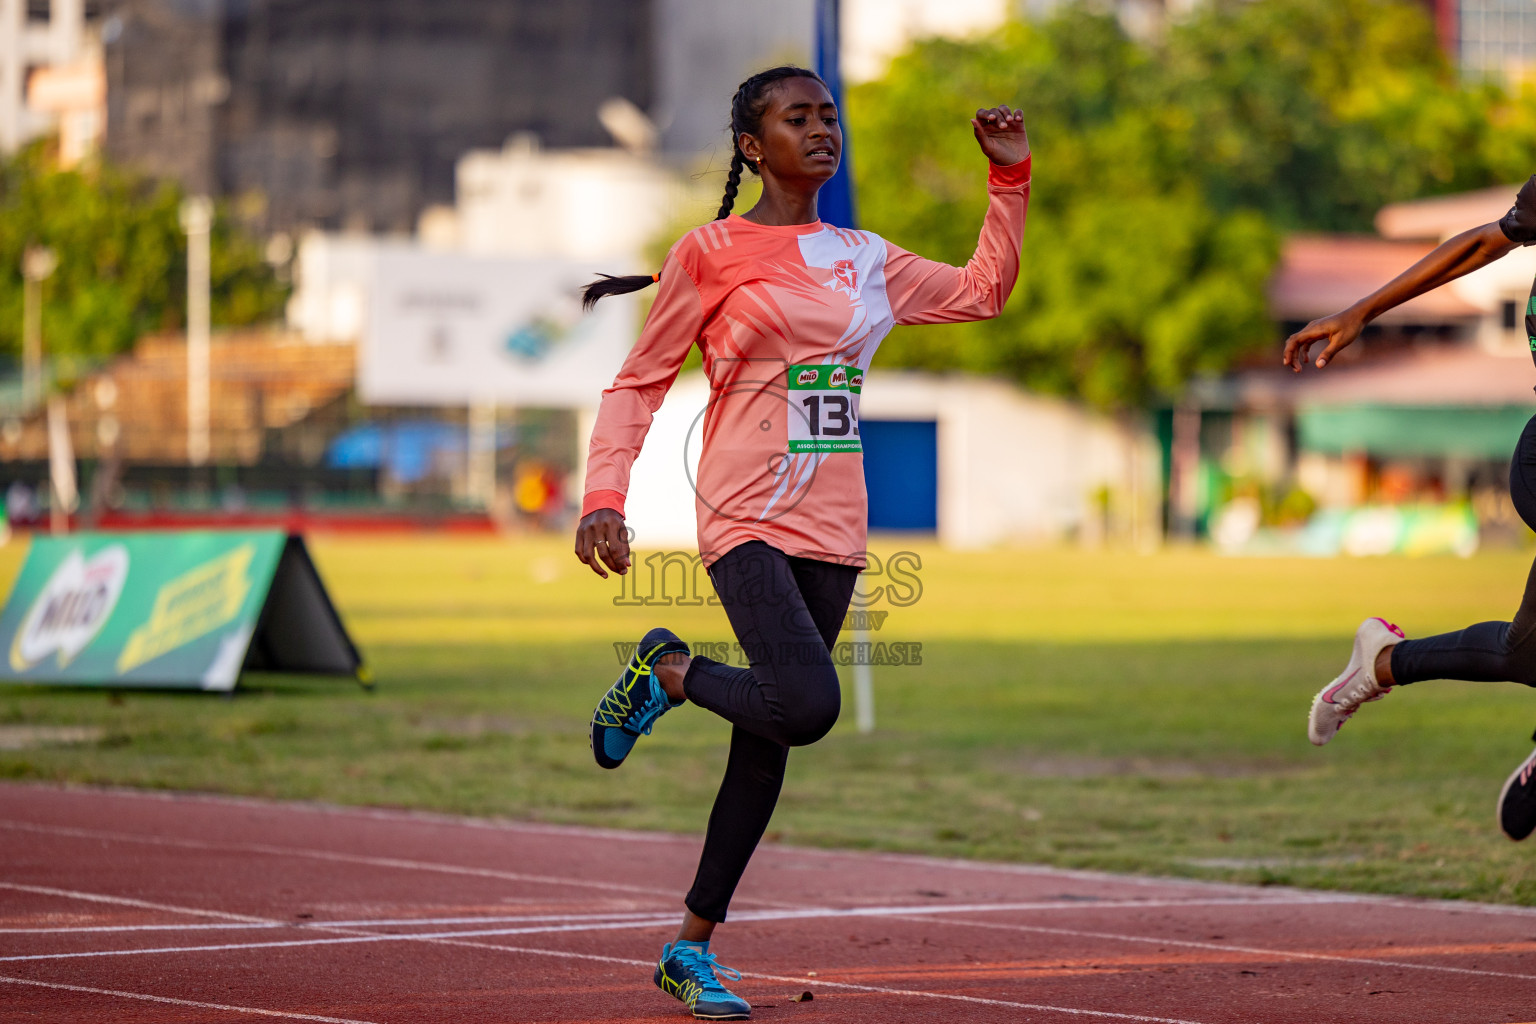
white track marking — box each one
[15,784,1536,920]
[772,845,1536,921]
[0,895,1418,967]
[0,882,272,923]
[0,909,686,935]
[894,914,1536,982]
[0,896,1343,936]
[296,910,675,928]
[743,969,1209,1024]
[389,938,1215,1024]
[0,819,688,900]
[5,875,1528,987]
[0,973,381,1023]
[4,920,1210,1024]
[0,918,690,962]
[723,895,1352,923]
[0,896,1350,950]
[0,884,1488,1023]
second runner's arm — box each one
[1281,175,1536,372]
[575,249,707,578]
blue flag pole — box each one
[814,0,857,229]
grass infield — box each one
[3,534,1536,903]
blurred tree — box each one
[0,141,288,373]
[849,0,1536,408]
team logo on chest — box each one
[831,259,859,293]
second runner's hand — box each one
[1282,308,1366,373]
[574,507,631,578]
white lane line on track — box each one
[0,896,1350,956]
[780,845,1536,922]
[895,913,1536,982]
[724,895,1353,922]
[387,940,1216,1024]
[0,882,273,924]
[17,806,1536,925]
[0,819,798,909]
[0,909,687,935]
[0,918,686,962]
[744,969,1208,1024]
[0,820,676,898]
[0,927,1213,1024]
[0,896,1345,935]
[16,784,1536,921]
[0,885,1333,1024]
[0,896,1374,964]
[7,879,1527,985]
[0,973,381,1024]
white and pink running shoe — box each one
[1497,743,1536,841]
[1307,617,1406,747]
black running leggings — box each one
[680,541,859,923]
[1392,412,1536,687]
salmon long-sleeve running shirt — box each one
[582,156,1032,568]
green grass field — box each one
[4,534,1536,903]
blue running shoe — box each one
[654,940,751,1020]
[590,627,689,770]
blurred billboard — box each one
[359,248,634,407]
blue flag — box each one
[815,0,857,229]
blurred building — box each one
[96,0,884,234]
[102,0,656,233]
[653,0,815,158]
[434,132,683,262]
[1173,182,1536,553]
[1447,0,1536,81]
[0,0,106,161]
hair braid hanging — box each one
[716,147,745,221]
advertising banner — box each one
[359,248,635,406]
[0,531,364,691]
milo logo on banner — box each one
[9,546,129,671]
[0,530,365,692]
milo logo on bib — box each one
[786,363,862,454]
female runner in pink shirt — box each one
[574,65,1030,1020]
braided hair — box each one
[582,65,827,310]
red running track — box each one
[1,784,1534,1023]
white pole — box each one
[181,196,213,468]
[46,393,76,535]
[20,245,56,412]
[852,580,874,734]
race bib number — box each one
[787,364,862,454]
